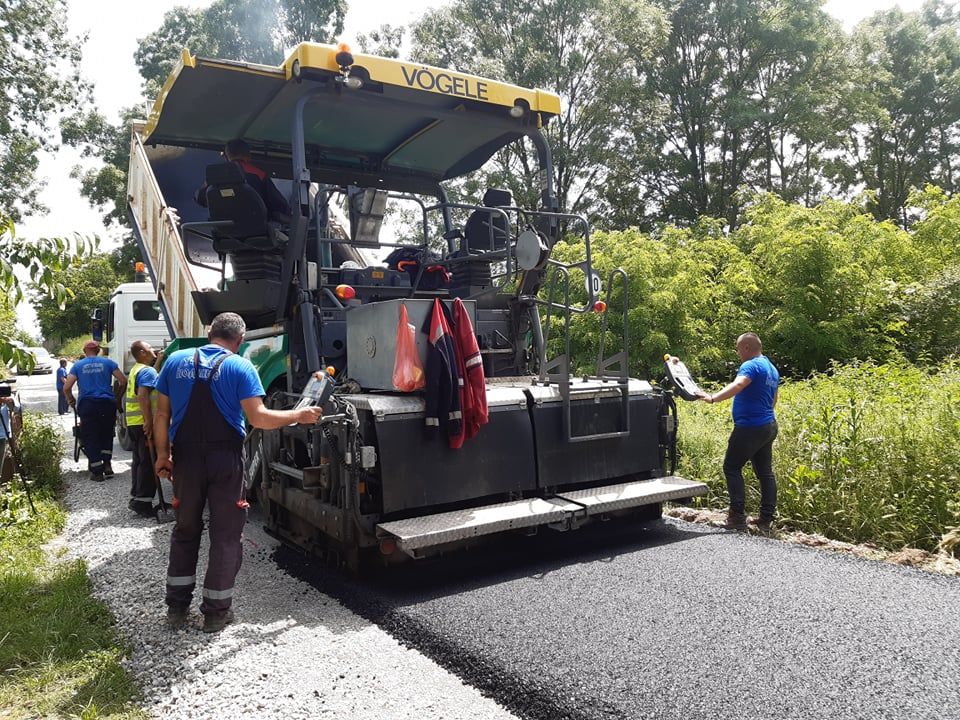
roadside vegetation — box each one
[0,412,144,720]
[549,191,960,556]
[679,362,960,555]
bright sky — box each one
[12,0,935,336]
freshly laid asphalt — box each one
[278,518,960,720]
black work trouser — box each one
[165,444,246,615]
[77,398,116,476]
[723,421,778,518]
[128,427,156,504]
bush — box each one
[16,412,63,492]
[56,334,91,360]
[678,361,960,552]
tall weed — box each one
[678,361,960,553]
[16,412,63,492]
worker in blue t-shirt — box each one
[697,332,780,531]
[62,340,127,481]
[56,359,69,415]
[153,312,321,633]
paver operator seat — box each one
[189,162,289,329]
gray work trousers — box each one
[165,445,246,615]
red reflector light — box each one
[379,538,397,556]
[335,284,356,300]
[593,300,607,314]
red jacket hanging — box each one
[452,297,488,443]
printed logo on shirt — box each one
[174,358,224,381]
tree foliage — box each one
[30,254,120,345]
[135,0,347,94]
[627,0,849,229]
[410,0,668,218]
[0,215,96,368]
[0,0,87,220]
[556,188,960,379]
[831,2,960,227]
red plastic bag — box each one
[393,303,425,392]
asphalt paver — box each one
[278,518,960,720]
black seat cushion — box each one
[205,162,272,241]
[464,188,512,252]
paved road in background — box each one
[16,371,960,719]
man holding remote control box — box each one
[153,312,323,633]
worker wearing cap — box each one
[63,341,126,481]
[126,341,160,517]
[153,312,322,633]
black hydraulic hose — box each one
[666,391,679,475]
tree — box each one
[70,0,346,233]
[629,0,850,229]
[0,0,87,220]
[0,215,96,368]
[30,254,120,345]
[830,2,960,227]
[135,0,346,95]
[410,0,668,221]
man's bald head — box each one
[130,341,157,365]
[736,332,762,360]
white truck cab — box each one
[93,278,171,449]
[100,282,171,373]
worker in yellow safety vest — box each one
[127,341,160,517]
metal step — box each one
[555,476,707,515]
[377,476,706,555]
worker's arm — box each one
[62,374,77,407]
[112,368,127,388]
[241,396,322,430]
[137,386,154,442]
[702,375,751,404]
[153,393,173,478]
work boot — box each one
[202,609,235,634]
[166,604,190,629]
[128,498,155,518]
[89,472,104,483]
[748,515,775,533]
[103,462,115,479]
[722,510,748,531]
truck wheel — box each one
[116,422,133,451]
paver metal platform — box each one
[377,476,707,554]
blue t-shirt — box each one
[56,367,68,390]
[134,365,158,392]
[155,344,265,443]
[732,355,780,427]
[69,356,119,401]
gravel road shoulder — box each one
[54,414,517,720]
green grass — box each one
[0,486,145,720]
[679,361,960,553]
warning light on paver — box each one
[335,284,356,300]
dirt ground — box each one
[665,506,960,577]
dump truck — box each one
[127,43,707,569]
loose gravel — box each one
[48,407,517,720]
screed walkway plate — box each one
[555,476,707,514]
[378,476,706,553]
